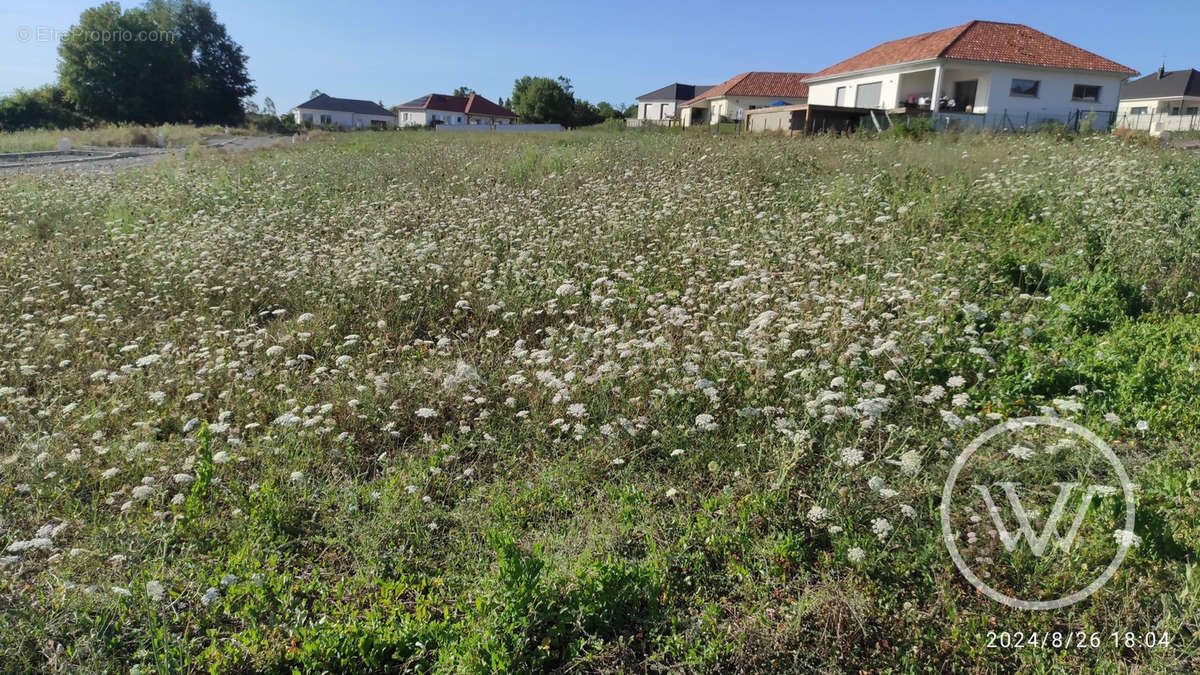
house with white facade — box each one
[804,21,1136,129]
[395,93,517,127]
[291,94,395,129]
[634,83,712,126]
[1117,67,1200,135]
[679,72,810,127]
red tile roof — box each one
[396,93,517,117]
[807,21,1136,80]
[682,72,811,106]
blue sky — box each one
[2,1,1198,111]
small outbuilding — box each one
[745,104,882,134]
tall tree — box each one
[58,0,253,124]
[310,89,323,99]
[58,2,189,123]
[452,86,475,97]
[262,97,276,116]
[510,76,573,125]
[151,0,255,123]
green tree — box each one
[0,84,89,131]
[58,2,189,123]
[595,101,622,119]
[263,96,276,116]
[310,89,323,99]
[510,76,573,125]
[571,99,603,127]
[155,0,255,123]
[452,86,475,97]
[58,0,253,124]
[623,103,639,118]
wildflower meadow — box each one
[1,130,1199,671]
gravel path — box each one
[0,135,290,175]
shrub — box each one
[0,85,90,132]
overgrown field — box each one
[0,123,253,153]
[2,130,1199,672]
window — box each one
[456,116,463,123]
[1130,107,1148,115]
[835,86,847,107]
[644,104,651,118]
[1010,79,1040,97]
[1071,84,1101,102]
[1188,107,1199,115]
[854,81,882,108]
[319,114,333,125]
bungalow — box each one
[680,72,810,127]
[804,21,1136,128]
[1116,67,1200,135]
[395,93,517,127]
[292,94,395,129]
[634,83,712,126]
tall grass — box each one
[0,123,250,152]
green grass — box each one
[1,130,1199,671]
[0,123,254,152]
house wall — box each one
[809,61,1125,116]
[746,108,802,132]
[698,96,807,125]
[809,69,909,109]
[638,100,678,121]
[397,109,516,126]
[1117,96,1200,117]
[398,110,428,126]
[293,108,394,128]
[977,65,1124,117]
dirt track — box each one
[0,135,290,175]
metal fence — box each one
[1113,112,1200,136]
[924,109,1117,133]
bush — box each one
[886,115,934,140]
[251,114,298,134]
[0,85,90,132]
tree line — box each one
[506,76,633,127]
[1,0,253,132]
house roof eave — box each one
[803,58,943,83]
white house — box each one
[394,93,517,127]
[679,72,810,127]
[1116,67,1200,135]
[804,21,1136,128]
[291,94,395,129]
[634,83,712,126]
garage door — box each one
[855,81,882,109]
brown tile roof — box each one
[395,93,517,117]
[682,72,810,106]
[807,21,1136,80]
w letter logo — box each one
[973,482,1111,556]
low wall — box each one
[435,124,565,132]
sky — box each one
[2,0,1198,111]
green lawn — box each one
[1,129,1198,672]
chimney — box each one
[1158,63,1166,79]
